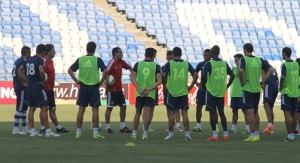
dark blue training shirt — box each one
[25,55,44,87]
[12,57,26,90]
[264,61,278,86]
[196,60,209,88]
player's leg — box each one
[206,92,218,141]
[281,95,295,141]
[242,109,250,134]
[132,97,143,139]
[194,88,205,131]
[178,95,190,140]
[105,91,114,133]
[174,109,182,131]
[90,86,104,139]
[217,97,228,140]
[229,97,238,133]
[12,89,25,134]
[263,85,274,134]
[253,92,261,139]
[142,98,155,139]
[118,91,132,133]
[75,87,89,138]
[165,109,175,140]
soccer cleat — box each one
[45,132,61,137]
[282,137,295,142]
[295,131,300,136]
[207,136,219,141]
[30,131,42,137]
[12,129,20,135]
[255,135,260,141]
[120,127,132,133]
[192,127,202,132]
[263,126,273,134]
[75,134,81,139]
[131,135,137,140]
[228,129,237,133]
[223,136,229,141]
[56,127,69,133]
[93,134,105,139]
[175,127,183,132]
[185,136,192,141]
[142,135,148,140]
[164,135,174,140]
[20,128,31,135]
[243,136,258,142]
[242,129,250,135]
[106,128,114,133]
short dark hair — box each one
[112,47,121,57]
[36,44,46,54]
[234,53,244,59]
[86,42,97,54]
[243,43,254,53]
[172,47,182,57]
[167,51,172,56]
[282,47,292,57]
[204,49,211,53]
[210,45,220,55]
[45,44,54,56]
[145,48,157,58]
[21,46,30,56]
[296,58,300,64]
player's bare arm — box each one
[188,72,198,91]
[144,73,162,94]
[17,65,27,86]
[130,71,145,97]
[68,68,80,84]
[262,67,274,84]
[39,65,46,83]
[227,73,234,89]
[238,68,246,86]
[279,75,285,91]
[99,69,108,85]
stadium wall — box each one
[0,81,228,105]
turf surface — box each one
[0,104,299,163]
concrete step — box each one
[94,0,167,60]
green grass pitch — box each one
[0,104,299,163]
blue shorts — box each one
[281,94,297,112]
[166,93,189,110]
[26,84,48,108]
[263,84,278,108]
[196,88,206,106]
[136,96,156,109]
[14,89,28,112]
[230,97,243,110]
[77,86,101,107]
[205,91,224,113]
[242,91,260,110]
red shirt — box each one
[106,59,131,91]
[44,58,55,90]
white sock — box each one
[106,124,111,129]
[216,124,219,129]
[176,123,180,128]
[168,131,174,137]
[132,130,137,136]
[267,123,272,127]
[185,132,190,137]
[197,123,201,129]
[288,134,293,139]
[120,122,125,129]
[40,125,45,130]
[93,128,98,134]
[251,132,255,137]
[224,131,228,136]
[76,128,81,134]
[213,131,217,137]
[245,125,250,131]
[30,128,36,133]
[56,124,63,129]
[231,124,236,130]
[255,131,259,136]
[13,126,19,130]
[143,130,148,136]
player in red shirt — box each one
[40,44,68,133]
[105,47,133,133]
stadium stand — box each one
[1,0,300,81]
